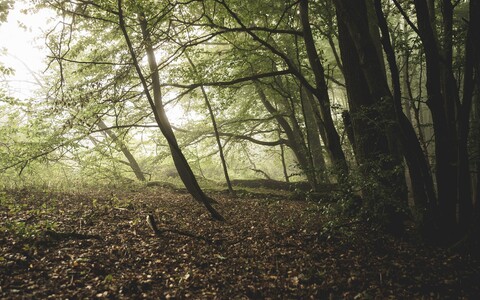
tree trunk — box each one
[335,0,409,233]
[117,0,224,221]
[336,14,388,163]
[341,110,356,156]
[278,127,290,183]
[299,0,349,178]
[254,81,317,189]
[414,0,458,238]
[302,87,328,184]
[186,55,235,196]
[374,0,438,232]
[458,0,480,234]
[96,119,146,182]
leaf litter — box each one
[1,187,479,299]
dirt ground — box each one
[1,187,479,299]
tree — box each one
[333,0,480,241]
[96,119,146,182]
[118,1,223,220]
[179,0,346,188]
[334,0,408,232]
[34,0,224,220]
[184,54,235,195]
[20,0,478,245]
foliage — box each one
[0,0,479,245]
[0,0,12,23]
[0,191,58,240]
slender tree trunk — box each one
[414,0,458,238]
[299,88,318,189]
[458,0,480,233]
[254,81,317,188]
[401,26,413,124]
[278,127,290,183]
[408,52,432,160]
[341,110,356,156]
[185,55,234,195]
[117,1,223,220]
[302,87,328,184]
[474,83,480,242]
[96,119,146,181]
[299,0,348,178]
[374,0,438,231]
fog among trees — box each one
[1,0,480,298]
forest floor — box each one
[1,186,479,299]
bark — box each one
[414,0,458,236]
[298,87,318,189]
[365,0,386,76]
[374,0,438,229]
[341,110,355,155]
[335,0,409,233]
[278,127,290,183]
[299,0,349,178]
[186,55,234,196]
[97,119,146,182]
[336,14,388,162]
[401,33,413,123]
[407,55,431,160]
[254,81,317,188]
[302,87,328,184]
[458,0,480,232]
[117,0,224,220]
[475,84,480,242]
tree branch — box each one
[161,69,291,89]
[392,0,421,37]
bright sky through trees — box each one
[0,1,188,126]
[0,2,52,100]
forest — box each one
[1,0,480,298]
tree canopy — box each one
[1,0,479,243]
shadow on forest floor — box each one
[1,187,479,299]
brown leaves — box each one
[0,188,479,298]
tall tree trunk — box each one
[299,0,348,178]
[302,88,328,184]
[336,15,388,163]
[185,55,234,196]
[96,119,146,182]
[414,0,458,238]
[374,0,438,233]
[341,110,356,156]
[459,0,480,233]
[254,81,317,189]
[278,127,290,183]
[335,0,409,233]
[117,0,223,221]
[401,22,413,124]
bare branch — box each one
[47,55,132,66]
[161,69,291,89]
[392,0,421,37]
